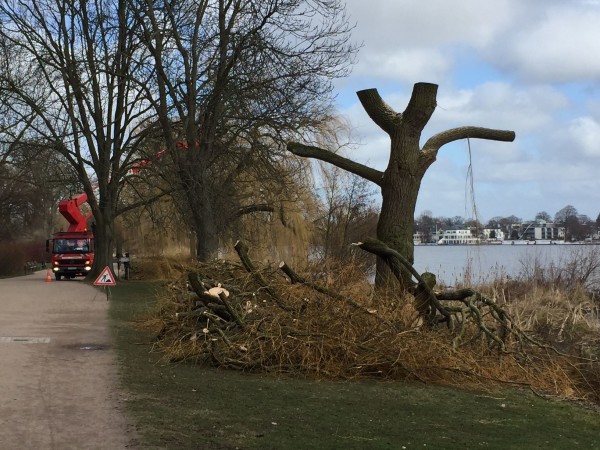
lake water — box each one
[413,243,600,286]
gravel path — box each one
[0,270,137,449]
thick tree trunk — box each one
[89,212,115,279]
[365,84,438,288]
[195,216,219,261]
[376,169,421,287]
[190,186,219,261]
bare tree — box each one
[289,83,515,287]
[554,205,578,224]
[314,162,377,264]
[0,0,160,275]
[535,211,552,222]
[554,205,580,241]
[8,144,80,238]
[131,0,358,260]
[415,211,437,244]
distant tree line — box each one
[414,204,600,242]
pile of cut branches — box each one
[147,239,600,404]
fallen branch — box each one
[353,238,450,321]
[234,240,294,312]
[279,261,381,319]
[186,272,236,323]
[354,238,555,352]
[219,292,245,329]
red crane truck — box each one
[46,193,94,280]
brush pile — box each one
[147,239,600,404]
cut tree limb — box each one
[278,261,382,318]
[356,88,401,134]
[218,292,245,329]
[234,240,294,312]
[354,238,555,352]
[287,142,384,186]
[420,127,516,170]
[353,238,450,320]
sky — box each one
[333,0,600,223]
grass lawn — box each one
[109,282,600,449]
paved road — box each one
[0,270,136,449]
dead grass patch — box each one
[129,255,192,280]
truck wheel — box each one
[55,274,62,281]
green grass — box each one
[109,282,600,449]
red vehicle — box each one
[46,193,94,280]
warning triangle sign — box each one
[93,266,116,286]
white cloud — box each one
[566,117,600,157]
[494,6,600,83]
[432,82,569,134]
[332,0,600,221]
[345,0,518,84]
[344,0,600,86]
[353,49,452,84]
[345,0,516,49]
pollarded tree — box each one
[289,82,516,287]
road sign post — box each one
[93,266,116,301]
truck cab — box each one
[47,232,94,280]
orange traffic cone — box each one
[45,268,53,283]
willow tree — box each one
[132,0,357,261]
[289,82,516,286]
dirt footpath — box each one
[0,270,137,449]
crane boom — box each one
[59,193,92,232]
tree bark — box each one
[89,207,115,279]
[191,188,219,261]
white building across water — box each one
[437,228,480,245]
[436,227,505,245]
